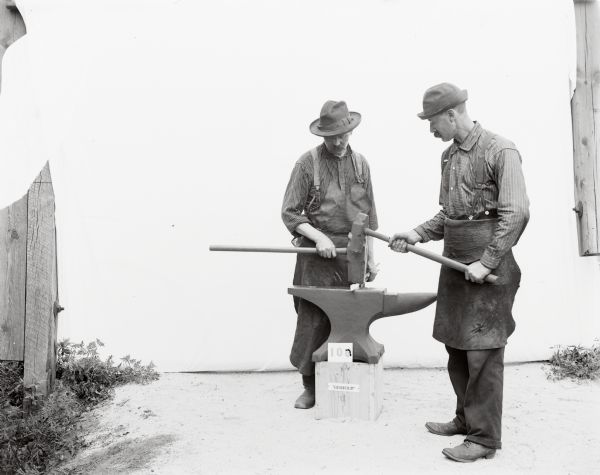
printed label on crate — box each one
[328,382,360,393]
[328,342,353,362]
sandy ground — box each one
[60,363,600,475]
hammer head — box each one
[347,212,369,284]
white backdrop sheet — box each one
[2,0,598,371]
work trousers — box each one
[446,345,505,449]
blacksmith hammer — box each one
[209,218,371,285]
[351,213,499,284]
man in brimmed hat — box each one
[281,100,379,409]
[390,83,529,462]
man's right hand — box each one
[315,236,337,258]
[389,230,422,253]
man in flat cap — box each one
[390,83,529,462]
[282,100,379,409]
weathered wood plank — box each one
[0,194,27,361]
[572,0,600,256]
[24,162,58,395]
[48,237,60,392]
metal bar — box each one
[364,229,498,284]
[209,245,347,255]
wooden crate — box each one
[315,360,383,421]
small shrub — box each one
[57,339,159,405]
[0,361,24,409]
[0,339,159,474]
[547,341,600,381]
[0,382,83,475]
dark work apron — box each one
[290,234,350,375]
[433,217,521,350]
[290,147,371,375]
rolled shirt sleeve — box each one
[480,149,530,269]
[281,160,311,235]
[414,208,447,242]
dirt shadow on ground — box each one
[63,434,177,474]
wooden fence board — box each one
[23,162,58,395]
[572,0,600,256]
[0,194,27,361]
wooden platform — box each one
[314,360,383,421]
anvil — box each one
[288,286,437,364]
[211,212,439,364]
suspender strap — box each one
[473,132,495,186]
[309,147,320,191]
[351,152,365,183]
[469,132,496,218]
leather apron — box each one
[433,217,520,350]
[290,147,372,374]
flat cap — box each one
[417,83,468,120]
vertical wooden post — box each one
[0,194,27,361]
[572,0,600,256]
[23,162,58,396]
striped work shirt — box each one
[415,122,530,270]
[281,144,378,236]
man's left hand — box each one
[465,261,492,284]
[366,262,379,282]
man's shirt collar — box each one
[455,121,482,152]
[320,143,352,160]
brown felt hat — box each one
[309,100,361,137]
[417,83,468,120]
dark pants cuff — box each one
[465,435,502,450]
[452,416,467,432]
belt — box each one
[451,209,498,221]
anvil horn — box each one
[382,292,438,317]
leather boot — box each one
[294,375,315,409]
[442,441,496,463]
[425,420,467,436]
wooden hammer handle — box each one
[209,245,347,255]
[364,229,499,284]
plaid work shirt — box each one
[282,144,378,237]
[414,123,530,269]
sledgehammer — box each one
[359,217,499,284]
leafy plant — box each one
[0,339,159,474]
[546,341,600,381]
[57,339,159,405]
[1,382,83,475]
[0,361,24,409]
